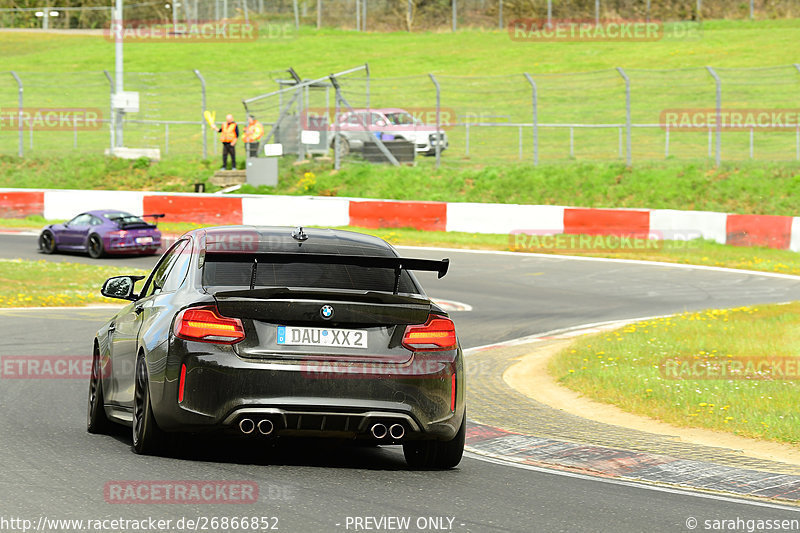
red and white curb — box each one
[1,188,798,251]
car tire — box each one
[88,234,104,259]
[403,413,465,470]
[39,231,56,254]
[331,136,350,157]
[132,354,166,455]
[87,348,111,434]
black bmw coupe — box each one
[88,226,465,469]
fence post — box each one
[10,71,23,158]
[696,0,702,20]
[193,69,208,159]
[333,81,341,170]
[750,0,754,20]
[569,127,574,158]
[646,0,650,22]
[429,73,441,168]
[547,0,552,25]
[363,0,367,32]
[523,72,538,166]
[356,0,361,31]
[452,0,457,32]
[297,85,305,160]
[103,70,115,151]
[615,67,632,166]
[705,66,721,167]
[498,0,503,30]
[293,0,300,30]
[365,63,370,110]
[595,0,599,25]
[317,0,322,29]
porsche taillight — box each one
[402,316,457,351]
[173,306,245,345]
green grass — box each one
[0,258,147,307]
[550,304,800,445]
[2,20,797,74]
[0,154,215,191]
[3,156,800,217]
[1,20,799,161]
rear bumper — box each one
[106,245,160,255]
[106,239,161,254]
[148,338,465,441]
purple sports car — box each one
[39,210,163,259]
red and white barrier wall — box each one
[0,188,797,251]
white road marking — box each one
[431,298,473,312]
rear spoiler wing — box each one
[203,252,449,294]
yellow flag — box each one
[203,110,216,129]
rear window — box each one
[203,260,418,294]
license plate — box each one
[135,236,153,245]
[277,326,368,349]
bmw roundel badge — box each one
[320,305,334,320]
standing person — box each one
[242,115,264,158]
[217,114,239,170]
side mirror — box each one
[101,275,145,301]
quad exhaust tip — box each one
[389,423,405,440]
[370,423,388,439]
[257,419,274,436]
[239,418,255,434]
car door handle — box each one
[134,305,144,315]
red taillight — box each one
[108,230,128,239]
[178,364,186,403]
[402,316,457,351]
[450,373,456,412]
[173,306,245,345]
